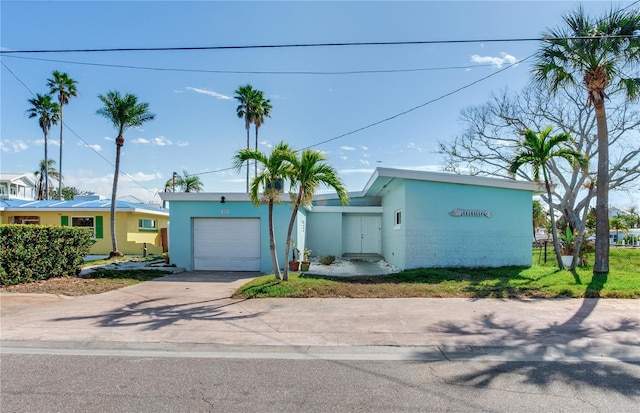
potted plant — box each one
[300,248,312,271]
[289,241,300,271]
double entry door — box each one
[342,214,381,254]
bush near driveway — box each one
[0,224,92,285]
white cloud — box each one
[104,136,114,142]
[340,156,348,161]
[360,146,368,151]
[339,168,374,174]
[340,146,356,151]
[1,139,29,152]
[259,140,273,149]
[132,136,173,146]
[407,142,425,153]
[470,52,517,68]
[33,138,59,147]
[123,171,163,182]
[78,142,102,152]
[185,87,232,100]
[359,159,370,165]
[176,140,189,147]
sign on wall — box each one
[449,209,491,218]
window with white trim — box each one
[138,218,157,231]
[394,209,402,229]
[72,216,95,238]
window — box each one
[72,216,95,238]
[394,209,402,229]
[139,218,157,231]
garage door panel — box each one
[193,218,260,271]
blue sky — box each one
[1,1,638,209]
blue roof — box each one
[0,199,168,214]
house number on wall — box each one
[449,209,491,218]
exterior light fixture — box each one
[221,196,226,204]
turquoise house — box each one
[160,168,541,273]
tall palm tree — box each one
[234,84,260,192]
[533,6,640,274]
[34,159,60,200]
[283,149,349,280]
[26,94,60,200]
[47,71,78,200]
[509,127,588,269]
[253,91,272,179]
[97,91,155,258]
[233,142,296,280]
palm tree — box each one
[509,127,588,269]
[234,84,261,192]
[47,71,78,200]
[165,170,204,193]
[283,149,349,280]
[233,142,296,280]
[34,159,60,200]
[253,91,272,179]
[26,94,60,200]
[97,91,155,258]
[533,6,640,274]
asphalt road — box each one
[2,353,639,413]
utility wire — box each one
[2,54,501,76]
[1,35,636,55]
[1,60,158,195]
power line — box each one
[0,60,158,196]
[2,54,501,76]
[1,35,636,55]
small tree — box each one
[233,142,296,280]
[283,149,349,281]
[26,94,60,200]
[509,127,588,269]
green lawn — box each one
[233,248,640,299]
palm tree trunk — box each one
[44,130,49,200]
[58,108,64,200]
[593,101,609,274]
[268,200,282,280]
[254,126,259,181]
[283,189,304,281]
[544,171,564,269]
[246,126,250,193]
[110,137,123,257]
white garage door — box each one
[193,218,261,271]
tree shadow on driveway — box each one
[52,297,263,331]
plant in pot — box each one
[300,248,312,271]
[289,241,300,271]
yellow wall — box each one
[0,210,168,256]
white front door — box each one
[342,215,381,254]
[193,218,261,271]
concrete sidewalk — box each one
[1,271,639,361]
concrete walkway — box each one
[1,271,639,361]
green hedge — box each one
[0,225,93,286]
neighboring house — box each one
[0,195,169,256]
[160,168,542,273]
[0,173,36,200]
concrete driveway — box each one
[1,271,639,361]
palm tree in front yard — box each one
[97,91,155,258]
[509,127,588,269]
[34,159,60,200]
[283,149,349,280]
[26,94,60,200]
[47,70,78,200]
[533,6,640,274]
[233,142,296,280]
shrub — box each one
[0,224,93,285]
[320,255,336,265]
